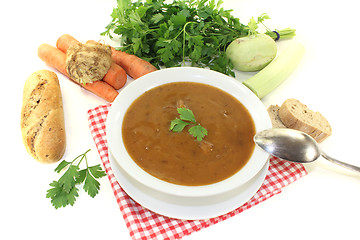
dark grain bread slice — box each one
[278,98,332,143]
[267,105,286,128]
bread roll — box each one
[278,98,332,143]
[21,70,66,163]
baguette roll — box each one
[21,70,66,163]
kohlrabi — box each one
[226,33,277,72]
[226,14,281,72]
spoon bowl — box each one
[254,128,321,163]
[254,128,360,173]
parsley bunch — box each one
[102,0,250,76]
[46,149,107,209]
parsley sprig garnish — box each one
[46,149,107,209]
[170,107,208,141]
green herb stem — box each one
[74,149,91,167]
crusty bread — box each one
[21,70,66,163]
[278,98,332,143]
[267,105,286,128]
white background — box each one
[1,0,360,239]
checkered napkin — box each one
[87,104,308,240]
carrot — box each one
[56,34,79,53]
[111,47,157,79]
[87,40,157,79]
[38,43,67,76]
[102,63,127,89]
[38,43,119,102]
[56,34,127,90]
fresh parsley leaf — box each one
[46,181,63,200]
[189,125,208,141]
[171,14,187,27]
[83,165,106,198]
[83,173,101,198]
[88,164,107,178]
[157,47,174,64]
[65,187,80,207]
[177,107,196,123]
[58,165,80,193]
[170,107,208,141]
[54,160,71,173]
[46,181,79,209]
[170,118,190,132]
[46,149,106,209]
[76,169,87,184]
[151,13,164,24]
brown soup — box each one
[122,82,255,186]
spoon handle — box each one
[321,152,360,173]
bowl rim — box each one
[107,67,271,197]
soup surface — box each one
[122,82,255,186]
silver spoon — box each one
[254,128,360,173]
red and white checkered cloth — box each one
[87,104,308,240]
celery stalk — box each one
[242,41,305,99]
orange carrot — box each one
[38,43,119,102]
[87,40,157,79]
[38,43,68,75]
[56,34,127,90]
[102,63,127,89]
[111,47,158,79]
[56,34,80,53]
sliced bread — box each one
[267,105,286,128]
[278,98,332,143]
